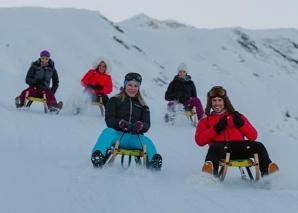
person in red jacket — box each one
[81,58,113,109]
[195,86,279,177]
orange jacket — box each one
[195,112,257,147]
[81,69,113,95]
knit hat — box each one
[205,86,235,114]
[40,50,50,58]
[177,63,188,73]
[123,72,142,87]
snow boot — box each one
[202,161,214,175]
[49,101,63,112]
[91,150,106,168]
[149,154,162,170]
[15,96,23,108]
[268,162,279,175]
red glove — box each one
[119,119,131,132]
[132,121,144,133]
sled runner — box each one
[90,94,105,116]
[107,141,147,168]
[218,152,261,182]
[23,91,62,114]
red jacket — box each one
[195,112,257,147]
[81,69,113,95]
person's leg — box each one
[186,97,204,120]
[92,128,122,155]
[204,143,228,175]
[43,89,58,107]
[18,87,42,106]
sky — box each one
[1,7,298,213]
[1,0,298,29]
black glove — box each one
[86,84,94,90]
[178,95,188,104]
[94,84,103,90]
[214,116,227,134]
[233,111,244,128]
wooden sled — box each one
[91,95,105,116]
[218,152,261,182]
[24,91,48,113]
[185,107,197,127]
[107,141,147,168]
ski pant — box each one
[92,128,157,161]
[167,97,204,120]
[185,97,204,120]
[205,141,272,176]
[18,86,58,107]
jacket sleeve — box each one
[105,97,121,130]
[139,105,150,133]
[238,114,258,141]
[195,117,218,146]
[25,63,37,86]
[190,81,197,97]
[81,70,91,87]
[101,75,113,95]
[51,67,59,94]
[165,81,176,101]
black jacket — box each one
[105,95,150,134]
[25,59,59,93]
[165,75,197,103]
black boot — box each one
[149,154,162,171]
[91,150,106,168]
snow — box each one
[1,7,298,213]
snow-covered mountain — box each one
[1,7,298,213]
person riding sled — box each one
[165,63,204,120]
[81,58,113,110]
[90,72,162,170]
[15,50,62,111]
[195,86,279,177]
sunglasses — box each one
[208,86,227,97]
[125,72,142,83]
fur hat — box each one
[177,63,188,73]
[205,86,235,114]
[92,57,111,73]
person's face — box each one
[178,70,187,78]
[40,56,50,66]
[125,80,139,97]
[97,62,107,73]
[211,97,225,113]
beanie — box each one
[40,50,50,58]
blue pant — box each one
[92,128,157,161]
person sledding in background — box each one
[90,72,162,170]
[195,86,279,177]
[165,63,204,120]
[15,50,62,111]
[81,58,113,109]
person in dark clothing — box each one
[91,72,162,170]
[195,86,279,177]
[165,63,204,120]
[15,50,62,110]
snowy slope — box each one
[1,7,298,213]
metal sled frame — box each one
[91,95,104,116]
[107,141,147,168]
[24,91,48,113]
[218,152,261,182]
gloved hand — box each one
[132,121,144,133]
[119,119,131,132]
[86,84,94,90]
[178,95,188,104]
[94,84,103,90]
[214,116,227,134]
[233,111,244,128]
